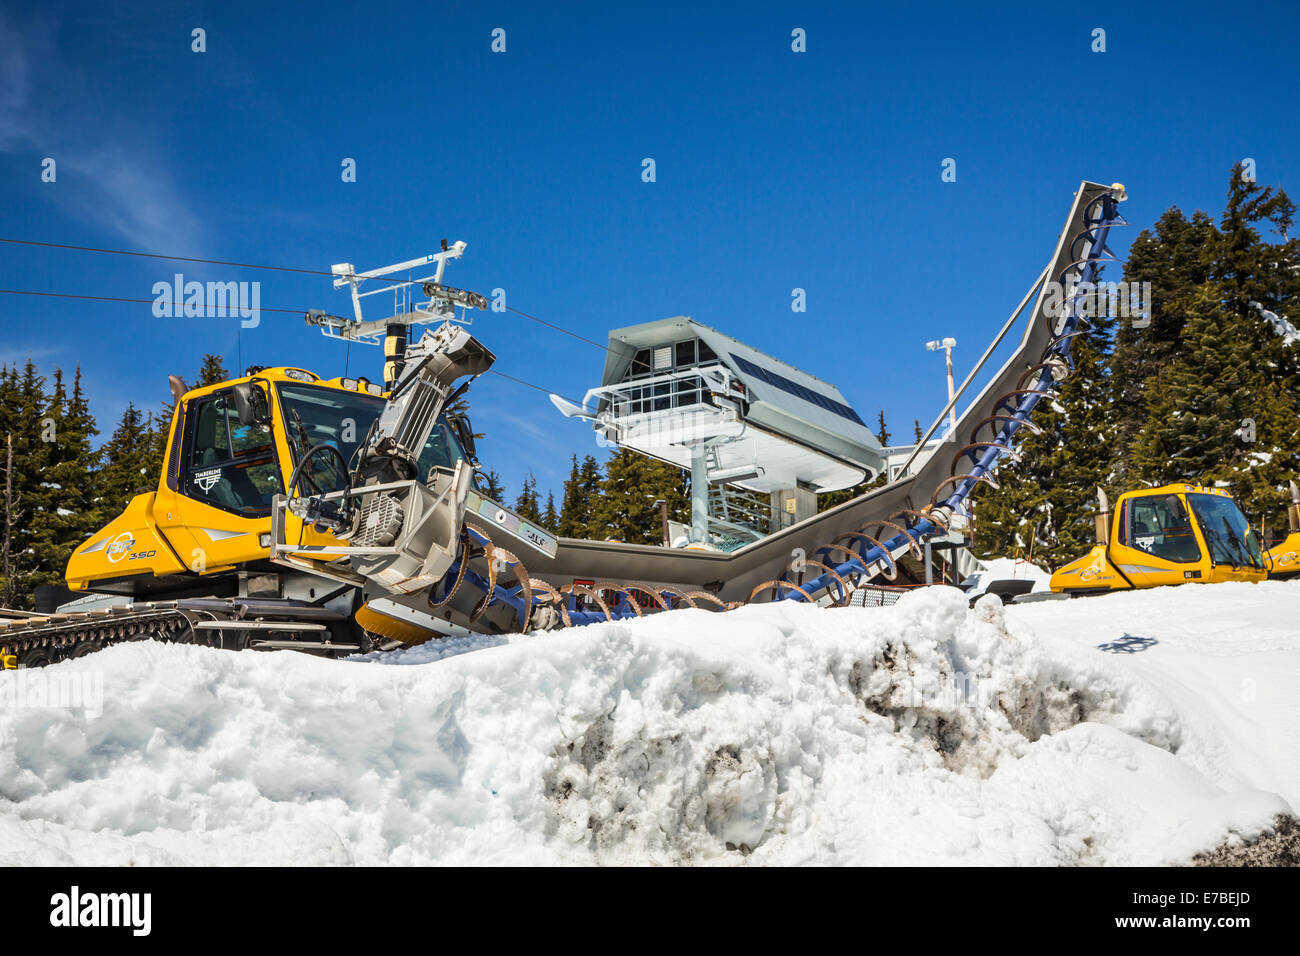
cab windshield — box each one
[1186,492,1266,570]
[276,382,466,488]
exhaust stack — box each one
[1095,487,1111,545]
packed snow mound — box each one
[1,583,1296,865]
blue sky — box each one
[1,0,1298,502]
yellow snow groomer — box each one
[1049,482,1300,594]
[1262,481,1300,579]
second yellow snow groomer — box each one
[1050,484,1270,594]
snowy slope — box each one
[1,582,1297,866]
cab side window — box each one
[1128,495,1200,563]
[190,399,228,470]
[415,418,465,479]
[185,394,281,516]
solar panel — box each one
[728,354,866,427]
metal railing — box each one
[594,363,736,419]
[708,484,772,539]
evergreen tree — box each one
[0,360,53,606]
[479,469,506,502]
[1215,164,1298,315]
[1128,290,1300,538]
[0,365,29,606]
[445,392,485,441]
[1129,286,1257,484]
[558,453,605,538]
[1235,378,1300,547]
[144,404,174,495]
[513,472,542,522]
[1213,165,1300,394]
[976,166,1300,565]
[557,455,584,536]
[590,448,688,543]
[578,454,603,511]
[196,353,229,387]
[974,275,1119,568]
[98,404,158,519]
[1128,167,1300,533]
[0,364,17,456]
[1112,206,1218,477]
[1,430,18,608]
[543,490,558,531]
[913,419,923,443]
[875,410,891,447]
[63,366,103,537]
[27,366,102,591]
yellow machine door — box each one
[154,390,285,571]
[1182,491,1269,583]
[1109,493,1208,587]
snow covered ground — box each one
[2,581,1297,866]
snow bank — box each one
[1,583,1296,865]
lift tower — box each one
[305,241,487,387]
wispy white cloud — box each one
[67,144,203,253]
[484,408,553,444]
[0,345,63,367]
[0,17,37,151]
[0,11,202,253]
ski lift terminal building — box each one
[553,316,885,544]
